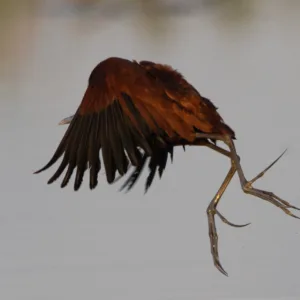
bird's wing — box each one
[35,58,192,191]
[35,57,235,192]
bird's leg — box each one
[193,132,300,276]
[224,137,300,219]
[194,133,300,218]
[192,140,250,228]
[206,149,291,277]
[207,164,244,276]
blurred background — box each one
[1,0,300,299]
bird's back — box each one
[84,57,235,140]
[137,59,235,139]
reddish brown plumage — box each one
[35,56,234,191]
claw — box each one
[215,210,251,228]
[243,187,300,220]
[214,259,228,277]
[207,206,229,276]
[205,165,237,276]
[270,192,300,211]
[248,149,287,185]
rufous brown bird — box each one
[35,56,300,276]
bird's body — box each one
[35,56,300,276]
[37,57,234,191]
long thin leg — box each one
[193,133,300,276]
[194,133,300,218]
[207,151,290,276]
[192,140,250,227]
[207,165,239,276]
[156,138,249,227]
[175,139,250,228]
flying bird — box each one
[35,57,300,276]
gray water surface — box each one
[1,1,300,299]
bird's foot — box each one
[242,149,300,219]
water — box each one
[1,0,300,299]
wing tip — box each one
[33,165,48,175]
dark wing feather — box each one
[145,145,173,192]
[120,145,174,193]
[35,58,172,190]
[87,113,101,189]
[35,93,158,190]
[119,154,148,192]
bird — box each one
[35,56,300,276]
